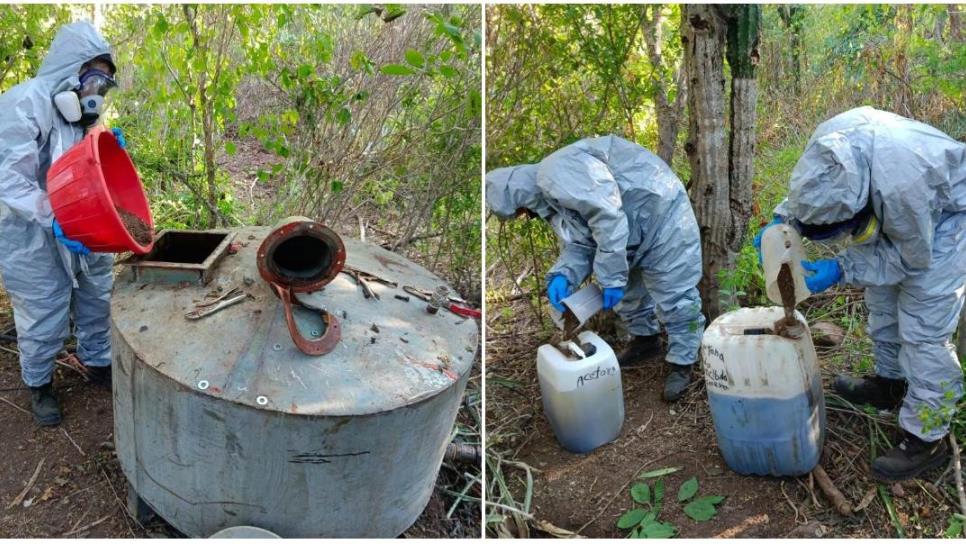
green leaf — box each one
[439,65,458,78]
[638,467,680,479]
[336,107,351,125]
[630,483,650,505]
[640,521,677,538]
[404,49,425,68]
[224,141,237,156]
[331,180,344,193]
[297,63,313,79]
[355,5,379,20]
[946,516,964,538]
[380,63,415,76]
[683,496,725,522]
[616,509,647,529]
[678,477,698,502]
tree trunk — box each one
[777,5,804,95]
[641,5,686,165]
[724,5,760,253]
[682,5,760,320]
[682,5,729,319]
[951,5,962,42]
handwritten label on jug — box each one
[702,345,730,391]
[576,365,617,388]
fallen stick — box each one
[0,395,29,416]
[812,464,852,516]
[7,457,44,509]
[62,428,86,456]
[951,433,966,518]
[714,513,770,538]
[62,513,111,536]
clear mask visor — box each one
[78,69,116,99]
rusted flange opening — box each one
[257,216,345,293]
[257,217,345,356]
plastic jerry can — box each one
[760,223,810,307]
[537,331,624,453]
[701,307,826,476]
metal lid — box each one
[112,226,478,416]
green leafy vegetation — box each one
[617,471,726,538]
[0,4,482,300]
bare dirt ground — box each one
[485,295,962,538]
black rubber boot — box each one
[833,374,907,410]
[871,432,949,481]
[663,363,691,402]
[29,383,62,427]
[617,335,663,368]
[86,365,112,388]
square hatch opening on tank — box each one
[120,230,235,286]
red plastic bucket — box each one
[47,126,154,254]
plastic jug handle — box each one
[560,340,586,359]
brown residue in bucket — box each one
[117,207,153,246]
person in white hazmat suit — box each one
[756,107,966,481]
[0,22,121,426]
[486,135,705,402]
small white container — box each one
[761,224,810,307]
[537,331,624,453]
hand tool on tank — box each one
[341,266,398,300]
[185,287,249,320]
[403,285,481,319]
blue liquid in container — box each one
[707,382,826,476]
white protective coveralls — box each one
[777,106,966,441]
[487,135,705,365]
[0,22,115,387]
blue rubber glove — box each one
[111,127,126,149]
[547,274,571,313]
[753,215,783,264]
[602,286,625,310]
[801,259,842,294]
[52,218,90,256]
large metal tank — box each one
[111,225,478,537]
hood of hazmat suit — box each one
[0,21,116,387]
[484,164,551,220]
[778,106,966,285]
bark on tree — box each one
[950,5,962,42]
[682,4,760,320]
[682,5,728,319]
[723,4,760,255]
[640,5,687,165]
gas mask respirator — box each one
[53,69,116,128]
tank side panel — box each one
[112,323,138,491]
[119,351,470,537]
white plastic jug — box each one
[761,224,810,307]
[701,307,826,476]
[537,331,624,453]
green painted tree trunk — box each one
[682,4,760,320]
